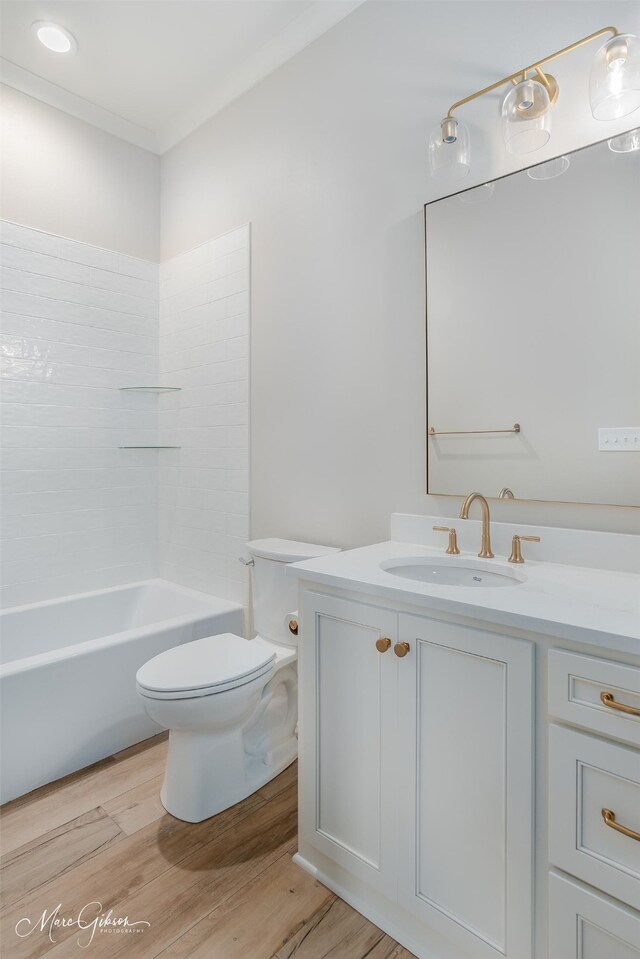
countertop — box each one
[289,541,640,656]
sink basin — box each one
[380,556,525,588]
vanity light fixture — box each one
[31,21,77,54]
[429,26,640,178]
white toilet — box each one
[136,538,338,822]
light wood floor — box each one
[0,734,416,959]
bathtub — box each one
[0,580,245,804]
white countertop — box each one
[289,540,640,656]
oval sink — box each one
[380,557,525,588]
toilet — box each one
[136,538,338,822]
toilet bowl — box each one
[136,538,338,822]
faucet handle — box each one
[432,525,460,555]
[508,534,540,564]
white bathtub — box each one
[0,580,245,804]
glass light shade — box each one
[527,155,570,180]
[502,79,551,154]
[608,127,640,152]
[590,34,640,120]
[428,118,471,180]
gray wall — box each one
[161,0,640,544]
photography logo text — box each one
[15,902,151,948]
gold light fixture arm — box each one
[446,26,619,118]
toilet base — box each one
[159,662,299,822]
[160,730,298,822]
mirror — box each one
[425,134,640,508]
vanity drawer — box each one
[549,872,640,959]
[549,725,640,910]
[548,649,640,747]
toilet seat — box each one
[136,633,276,700]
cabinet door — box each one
[299,592,398,896]
[549,871,640,959]
[397,613,534,959]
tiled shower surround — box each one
[158,227,250,603]
[0,220,250,609]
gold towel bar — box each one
[428,423,521,436]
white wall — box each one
[158,226,250,605]
[160,0,640,546]
[0,86,160,261]
[0,221,159,608]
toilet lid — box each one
[136,633,275,696]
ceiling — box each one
[0,0,364,153]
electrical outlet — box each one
[598,427,640,451]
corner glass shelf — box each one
[119,387,181,393]
[118,446,181,450]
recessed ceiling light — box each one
[31,21,77,54]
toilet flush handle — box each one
[238,556,255,566]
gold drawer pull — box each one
[600,691,640,717]
[376,638,392,653]
[602,808,640,842]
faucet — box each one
[459,492,494,558]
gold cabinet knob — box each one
[288,618,299,635]
[376,637,392,653]
[394,642,410,658]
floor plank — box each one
[102,773,166,836]
[0,807,124,909]
[0,734,168,854]
[155,850,334,959]
[0,734,416,959]
[257,760,298,802]
[1,792,266,957]
[49,783,299,959]
[274,896,413,959]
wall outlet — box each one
[598,427,640,451]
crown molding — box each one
[1,58,160,153]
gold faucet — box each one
[459,492,494,558]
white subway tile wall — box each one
[0,221,159,609]
[0,220,250,609]
[158,226,250,606]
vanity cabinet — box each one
[299,590,534,959]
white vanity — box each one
[289,513,640,959]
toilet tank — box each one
[246,538,339,646]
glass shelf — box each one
[119,387,181,393]
[118,446,181,450]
